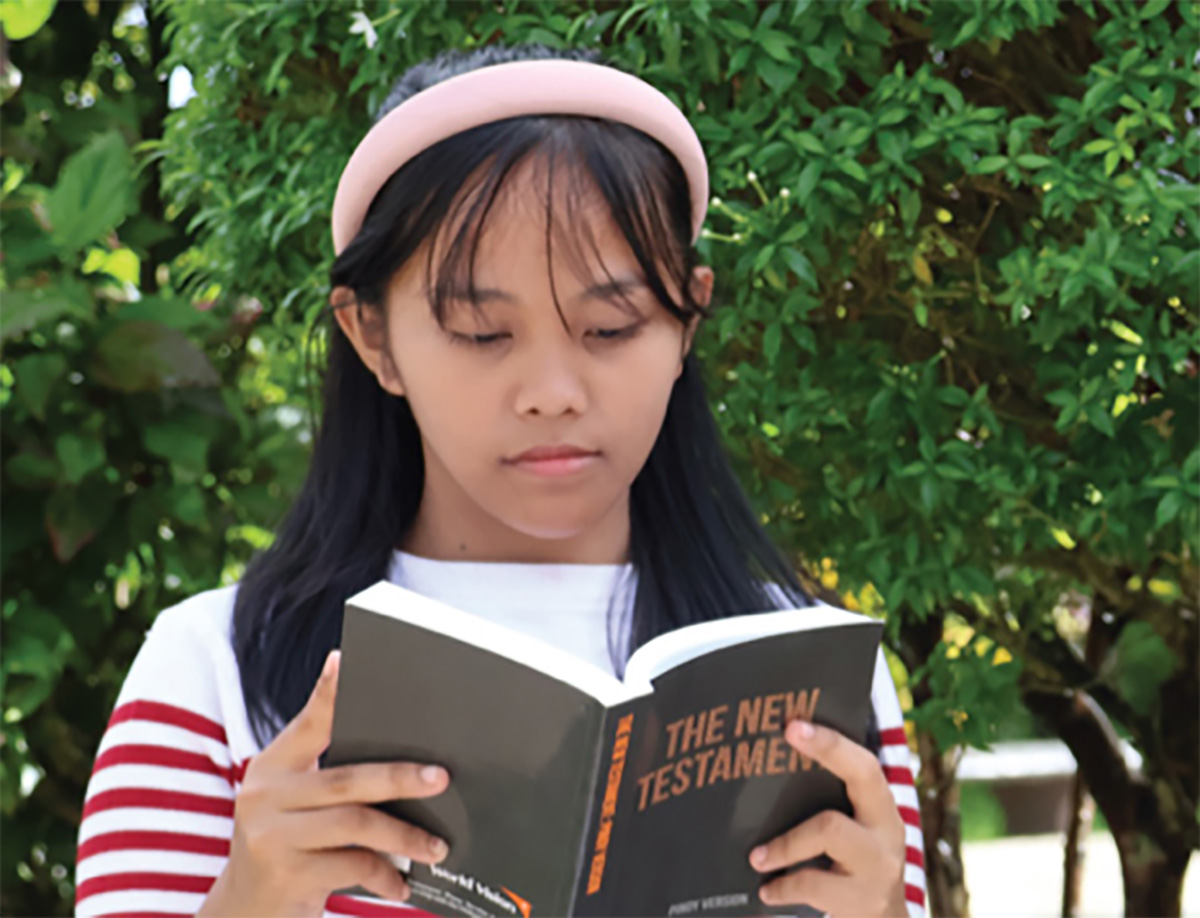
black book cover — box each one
[325,582,883,918]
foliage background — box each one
[2,1,1196,915]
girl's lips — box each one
[506,454,600,477]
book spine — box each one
[569,700,642,916]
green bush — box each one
[2,4,308,913]
[3,1,1196,915]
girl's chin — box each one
[498,508,616,543]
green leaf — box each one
[758,30,795,63]
[845,125,873,147]
[55,433,106,485]
[762,323,782,364]
[0,0,56,40]
[12,353,68,420]
[142,421,211,476]
[5,607,72,680]
[866,388,894,424]
[722,18,753,40]
[44,483,117,563]
[165,484,208,528]
[1083,138,1115,154]
[1015,154,1051,168]
[1104,149,1121,176]
[936,386,972,407]
[899,186,921,229]
[90,321,220,392]
[837,158,868,183]
[951,15,984,46]
[1109,622,1178,716]
[791,132,826,155]
[796,161,823,203]
[756,57,797,93]
[6,451,59,488]
[0,282,91,342]
[1156,490,1183,528]
[1041,388,1080,405]
[81,247,141,285]
[1086,403,1115,438]
[783,248,818,289]
[974,156,1008,174]
[45,131,135,254]
[920,475,939,512]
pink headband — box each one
[330,59,709,255]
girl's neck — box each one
[399,494,633,566]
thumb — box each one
[258,649,341,773]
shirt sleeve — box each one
[74,602,236,917]
[870,646,928,918]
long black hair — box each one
[233,43,833,748]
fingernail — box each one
[790,719,815,741]
[750,845,767,867]
[322,650,339,679]
[421,765,447,785]
[428,836,448,858]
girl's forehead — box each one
[428,157,639,280]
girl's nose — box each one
[512,340,589,418]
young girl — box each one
[74,44,927,918]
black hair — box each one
[231,43,866,750]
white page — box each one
[349,583,875,708]
[347,581,651,707]
[622,602,877,687]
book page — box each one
[349,581,652,707]
[623,603,875,687]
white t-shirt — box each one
[74,550,928,917]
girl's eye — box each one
[590,325,641,341]
[449,332,509,347]
[448,326,641,347]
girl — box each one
[75,43,927,918]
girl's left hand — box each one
[747,719,910,917]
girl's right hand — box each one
[198,650,451,917]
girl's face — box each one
[337,162,713,563]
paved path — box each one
[962,832,1198,917]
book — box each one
[325,580,884,918]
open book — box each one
[325,581,884,918]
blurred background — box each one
[1,1,1196,915]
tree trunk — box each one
[1060,771,1094,916]
[915,727,970,917]
[1023,688,1194,917]
[1116,831,1190,917]
[899,615,970,917]
[1062,594,1103,917]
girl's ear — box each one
[690,265,715,310]
[330,286,406,397]
[678,266,714,376]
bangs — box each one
[419,116,703,329]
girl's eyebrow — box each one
[442,275,647,306]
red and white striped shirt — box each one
[75,553,927,917]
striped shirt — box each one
[75,552,927,917]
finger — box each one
[304,846,412,904]
[749,810,872,874]
[278,760,451,810]
[285,804,450,865]
[256,650,341,773]
[784,719,898,832]
[757,866,846,912]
